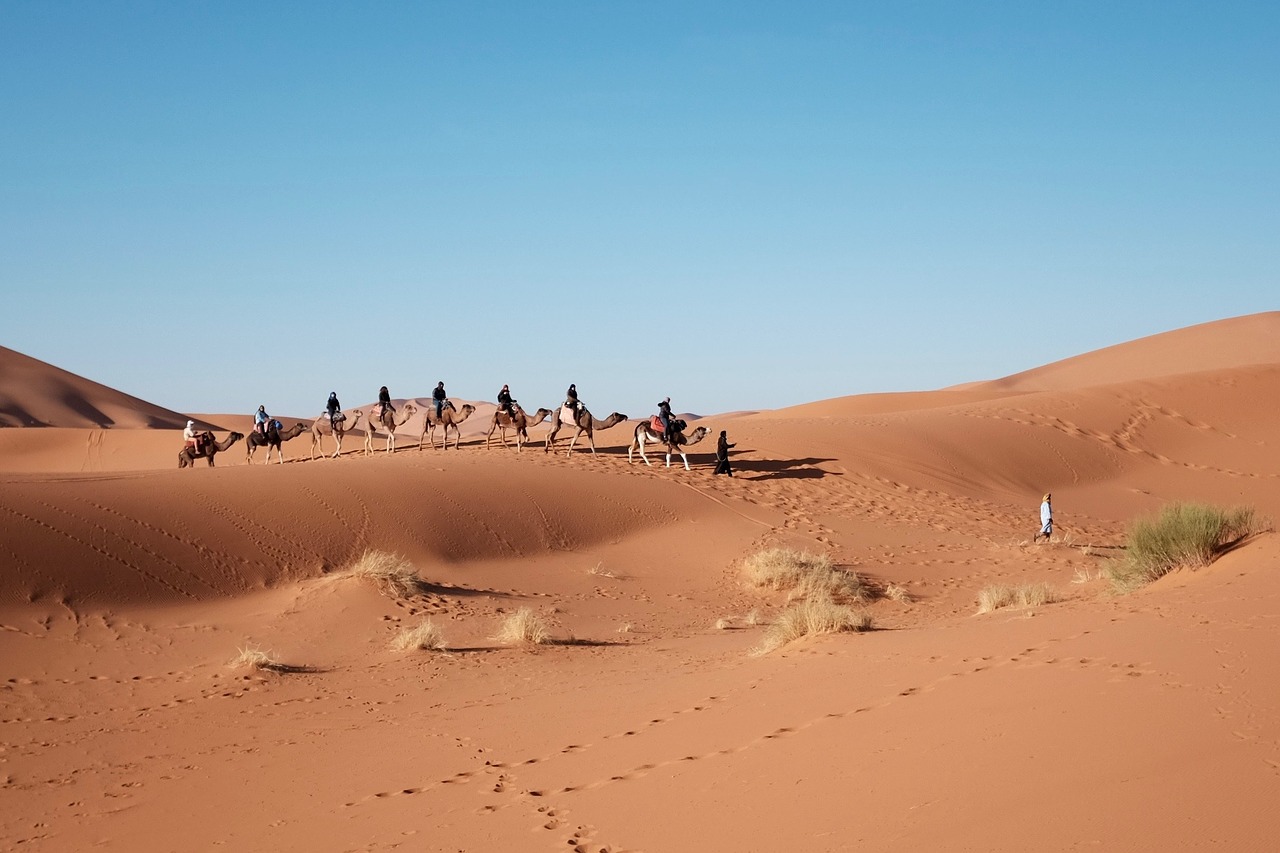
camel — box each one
[628,418,710,470]
[310,409,362,460]
[363,403,417,456]
[246,421,308,464]
[419,402,477,451]
[544,405,628,456]
[177,431,243,468]
[485,405,552,452]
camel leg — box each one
[636,433,653,467]
[678,450,690,471]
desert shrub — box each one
[1106,503,1256,592]
[229,645,282,671]
[341,550,424,598]
[391,619,448,652]
[493,607,552,646]
[742,548,867,602]
[976,582,1058,614]
[750,597,872,656]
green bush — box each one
[1107,503,1255,592]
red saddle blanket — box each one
[649,416,665,433]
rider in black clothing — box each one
[327,392,341,425]
[433,382,447,419]
[377,386,393,419]
[497,384,515,417]
[657,397,673,442]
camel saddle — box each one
[561,405,578,424]
[649,416,665,433]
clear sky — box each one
[2,2,1276,419]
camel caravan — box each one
[179,385,723,471]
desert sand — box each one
[2,313,1279,851]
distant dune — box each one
[3,313,1279,852]
[0,345,202,429]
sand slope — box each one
[2,313,1279,851]
[0,345,201,429]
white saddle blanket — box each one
[560,405,578,425]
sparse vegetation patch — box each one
[391,619,448,652]
[341,550,425,599]
[742,548,867,602]
[751,596,872,656]
[493,607,552,646]
[1106,503,1258,592]
[976,582,1058,614]
[229,645,282,671]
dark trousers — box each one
[713,457,732,476]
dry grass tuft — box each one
[587,562,620,579]
[391,619,448,652]
[228,645,282,671]
[750,596,872,656]
[976,582,1058,614]
[493,607,552,646]
[884,583,911,602]
[341,550,425,599]
[742,548,867,602]
[1106,503,1259,592]
[744,608,764,626]
[715,617,733,630]
[616,622,634,634]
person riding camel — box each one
[657,397,673,443]
[564,383,581,413]
[377,386,393,420]
[183,419,202,453]
[326,392,342,425]
[254,405,270,438]
[433,382,447,420]
[497,384,515,418]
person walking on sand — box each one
[1033,493,1053,542]
[713,430,735,476]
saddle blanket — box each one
[561,405,578,424]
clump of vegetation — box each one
[493,607,552,646]
[228,645,283,672]
[742,548,867,602]
[751,597,872,657]
[341,550,424,599]
[1106,503,1258,592]
[391,619,448,652]
[976,582,1058,614]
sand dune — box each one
[2,314,1279,851]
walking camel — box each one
[363,403,417,455]
[628,418,710,470]
[485,405,552,452]
[419,402,477,451]
[544,405,628,456]
[246,421,309,464]
[178,431,243,468]
[310,409,362,460]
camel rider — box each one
[254,405,270,438]
[377,386,393,420]
[183,419,202,453]
[327,392,342,425]
[497,384,515,417]
[433,382,447,419]
[564,383,581,413]
[657,397,673,442]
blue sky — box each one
[2,2,1276,419]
